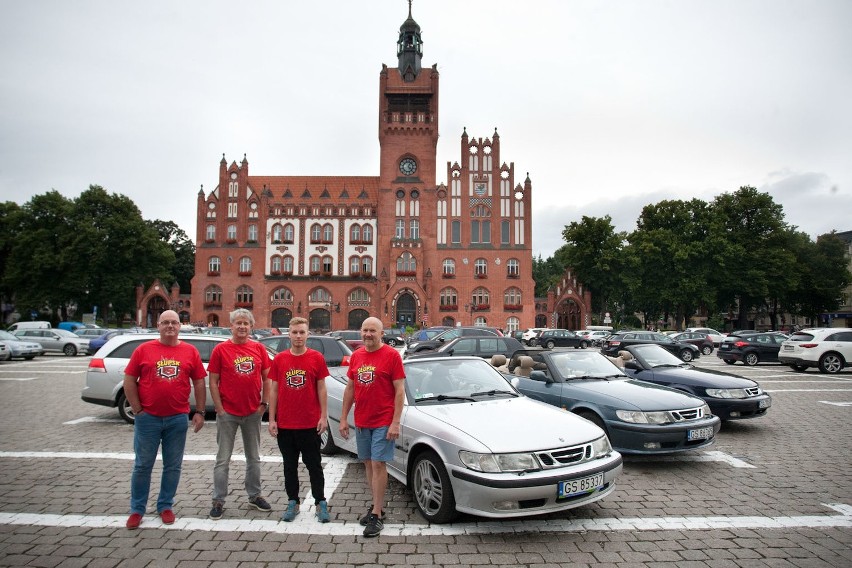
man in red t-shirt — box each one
[207,308,272,520]
[339,317,405,537]
[268,317,331,522]
[122,310,207,530]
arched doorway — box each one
[396,293,416,328]
[206,313,220,326]
[309,308,330,333]
[145,296,169,328]
[557,299,582,330]
[441,316,456,326]
[271,308,292,329]
[348,309,369,330]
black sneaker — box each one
[359,507,386,526]
[209,502,224,520]
[248,496,272,512]
[362,513,384,538]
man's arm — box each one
[259,367,271,414]
[267,380,279,437]
[387,378,405,440]
[208,372,223,414]
[316,378,328,434]
[191,377,206,432]
[122,374,142,415]
[339,379,354,439]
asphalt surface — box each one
[0,349,850,567]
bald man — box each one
[339,317,405,537]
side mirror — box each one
[530,370,553,383]
[510,377,520,388]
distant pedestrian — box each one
[268,317,331,523]
[207,308,273,520]
[339,316,405,537]
[123,310,206,530]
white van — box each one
[7,321,52,332]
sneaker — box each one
[209,502,224,520]
[362,513,383,538]
[281,500,299,522]
[126,513,143,530]
[159,509,175,525]
[248,496,272,512]
[316,500,330,523]
[359,507,386,526]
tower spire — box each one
[397,0,422,82]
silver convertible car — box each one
[321,356,623,523]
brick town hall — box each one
[184,5,585,333]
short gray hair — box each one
[229,308,255,326]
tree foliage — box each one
[147,219,196,293]
[3,186,188,324]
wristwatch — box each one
[260,402,269,408]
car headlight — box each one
[615,409,673,424]
[590,435,612,457]
[459,451,540,473]
[705,387,760,399]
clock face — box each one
[399,158,417,176]
[230,172,237,180]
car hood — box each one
[634,366,759,388]
[412,397,604,453]
[565,378,706,411]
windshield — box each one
[0,331,16,341]
[631,344,685,367]
[405,359,517,401]
[549,350,626,378]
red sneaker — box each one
[159,509,175,525]
[126,513,143,529]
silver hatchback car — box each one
[14,328,89,356]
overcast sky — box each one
[2,0,850,259]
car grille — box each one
[536,443,592,469]
[671,406,707,421]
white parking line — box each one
[819,401,852,407]
[0,378,41,381]
[0,503,849,535]
[764,389,852,392]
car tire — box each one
[818,353,845,374]
[790,364,808,372]
[63,344,77,356]
[385,338,397,347]
[117,392,136,424]
[701,345,712,356]
[528,339,537,347]
[580,340,589,349]
[744,352,759,366]
[412,450,458,524]
[24,355,36,360]
[546,340,556,349]
[319,429,338,455]
[679,349,694,362]
[576,410,608,434]
[723,359,735,365]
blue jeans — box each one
[213,411,262,503]
[130,412,189,515]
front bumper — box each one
[448,452,623,518]
[606,415,721,454]
[705,394,771,420]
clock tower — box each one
[376,1,439,328]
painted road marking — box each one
[819,401,852,407]
[0,503,849,535]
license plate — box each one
[720,344,731,350]
[783,345,794,351]
[557,472,604,498]
[687,426,714,441]
[759,398,771,408]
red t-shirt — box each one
[346,344,405,428]
[124,340,207,417]
[207,339,271,416]
[269,349,330,429]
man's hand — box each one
[317,417,328,434]
[338,418,349,440]
[268,422,278,437]
[387,421,400,440]
[191,413,205,433]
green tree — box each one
[4,191,76,320]
[708,186,790,330]
[560,215,628,322]
[65,186,174,324]
[785,231,851,323]
[147,219,195,293]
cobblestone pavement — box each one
[0,352,850,566]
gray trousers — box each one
[213,411,262,504]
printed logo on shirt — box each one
[233,355,255,374]
[356,364,376,386]
[156,358,181,380]
[286,368,307,389]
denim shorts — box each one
[355,426,395,462]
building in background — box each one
[189,5,535,333]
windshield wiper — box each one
[654,364,686,368]
[470,389,519,398]
[416,394,475,403]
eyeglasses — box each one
[159,321,181,326]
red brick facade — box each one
[189,7,537,333]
